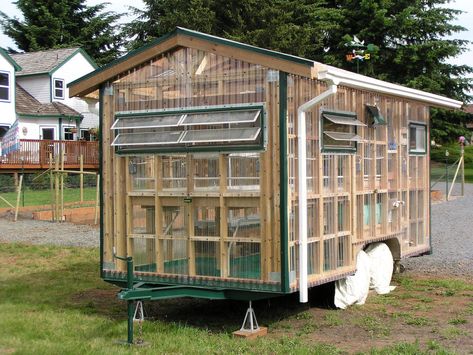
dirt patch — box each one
[124,274,473,353]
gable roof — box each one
[16,84,81,118]
[69,27,462,109]
[0,47,22,71]
[11,47,98,77]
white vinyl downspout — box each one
[297,82,338,303]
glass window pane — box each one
[55,80,64,89]
[180,127,260,143]
[0,73,8,86]
[323,113,366,126]
[416,126,425,151]
[324,131,362,141]
[112,114,183,129]
[182,110,260,126]
[0,87,8,100]
[111,131,182,146]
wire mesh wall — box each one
[101,47,282,290]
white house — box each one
[0,48,20,142]
[0,47,99,146]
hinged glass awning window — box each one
[323,131,363,142]
[322,112,366,127]
[321,110,364,152]
[111,106,265,153]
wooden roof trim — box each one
[69,36,179,97]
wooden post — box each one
[14,175,23,222]
[61,150,65,221]
[49,153,55,221]
[461,143,465,197]
[80,154,84,203]
[94,173,100,225]
[55,156,60,222]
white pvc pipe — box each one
[297,83,338,303]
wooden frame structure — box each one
[69,27,462,301]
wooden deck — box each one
[0,139,99,171]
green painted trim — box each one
[114,104,266,155]
[99,85,104,279]
[408,122,427,155]
[16,72,49,78]
[59,116,62,140]
[48,73,52,102]
[17,113,82,119]
[103,271,281,293]
[175,27,313,66]
[116,144,264,155]
[115,103,264,117]
[50,48,98,76]
[0,48,22,71]
[68,27,313,90]
[279,72,290,293]
[117,284,282,301]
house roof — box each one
[464,104,473,114]
[11,47,97,77]
[16,84,81,118]
[0,48,22,71]
[69,27,462,109]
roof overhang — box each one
[68,27,463,110]
[68,27,315,97]
[314,64,463,109]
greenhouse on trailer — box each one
[69,27,462,303]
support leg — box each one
[127,300,134,345]
[233,301,268,339]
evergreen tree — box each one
[123,0,471,143]
[124,0,215,50]
[0,0,122,66]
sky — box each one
[0,0,471,69]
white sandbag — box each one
[364,242,396,294]
[334,250,371,309]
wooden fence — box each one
[0,139,99,170]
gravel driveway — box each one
[1,184,472,276]
[403,183,473,277]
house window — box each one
[53,79,65,99]
[0,72,10,101]
[111,106,265,153]
[80,129,91,141]
[63,127,75,140]
[321,110,365,152]
[408,123,426,154]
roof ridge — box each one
[11,47,80,56]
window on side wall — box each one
[53,79,65,99]
[63,127,74,140]
[0,72,10,101]
[321,110,365,152]
[408,123,426,154]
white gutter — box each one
[297,82,338,303]
[316,65,463,109]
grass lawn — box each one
[0,187,97,208]
[1,243,471,354]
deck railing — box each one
[0,139,99,169]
